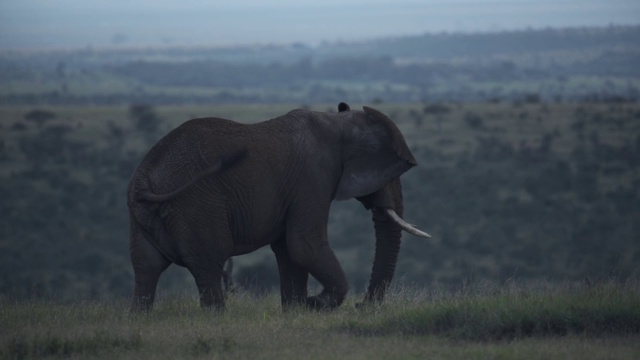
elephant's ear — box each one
[338,102,351,112]
[334,106,417,200]
[363,106,416,165]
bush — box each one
[129,104,162,133]
[423,103,451,115]
[24,109,56,128]
[464,112,484,129]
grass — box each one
[345,281,640,340]
[2,282,639,359]
[6,332,142,359]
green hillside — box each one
[1,101,638,300]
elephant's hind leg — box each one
[170,215,229,311]
[189,266,225,311]
[130,226,171,312]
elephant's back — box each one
[175,117,248,138]
[133,117,248,196]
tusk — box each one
[385,209,431,238]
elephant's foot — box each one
[199,290,225,312]
[354,293,385,309]
[131,295,154,313]
[305,293,343,311]
[281,296,307,312]
[200,302,225,312]
[354,300,382,310]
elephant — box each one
[222,258,234,293]
[128,102,429,312]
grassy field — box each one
[2,281,639,359]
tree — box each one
[129,104,161,133]
[464,112,484,129]
[24,109,56,128]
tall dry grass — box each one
[1,280,639,359]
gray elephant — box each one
[222,258,234,293]
[128,102,429,311]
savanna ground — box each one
[2,281,639,359]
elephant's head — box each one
[335,103,429,304]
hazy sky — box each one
[1,0,638,49]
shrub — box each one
[24,109,56,128]
[129,104,162,133]
[423,103,451,115]
[464,112,484,129]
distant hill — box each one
[319,25,640,61]
[1,25,639,105]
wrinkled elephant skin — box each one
[128,103,428,311]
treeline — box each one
[0,106,159,299]
[341,25,640,59]
[104,56,562,87]
[112,25,640,87]
[1,25,639,106]
[108,51,640,90]
[3,53,639,106]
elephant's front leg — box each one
[300,245,348,310]
[307,248,349,310]
[271,239,309,309]
[286,209,349,310]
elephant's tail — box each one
[138,148,247,203]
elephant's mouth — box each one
[383,208,431,238]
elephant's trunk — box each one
[364,206,403,303]
[361,179,429,304]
